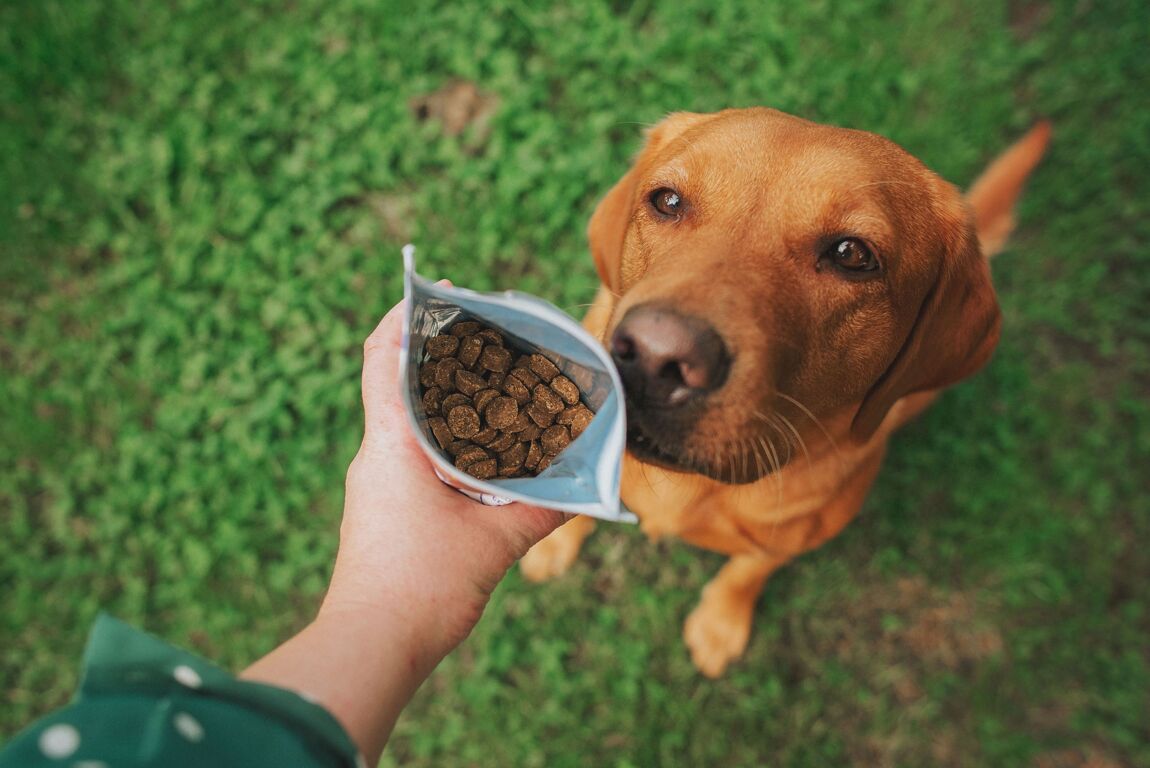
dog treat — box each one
[485,396,518,429]
[428,417,453,449]
[416,318,598,479]
[441,393,471,413]
[540,424,571,453]
[479,346,512,373]
[448,321,482,338]
[434,358,462,390]
[458,335,484,366]
[528,353,561,383]
[425,334,460,360]
[447,404,481,439]
[549,375,580,405]
[454,369,487,396]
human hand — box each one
[320,294,566,670]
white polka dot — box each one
[39,723,81,758]
[71,761,109,768]
[173,712,205,743]
[172,664,203,689]
[355,754,368,768]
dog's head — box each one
[591,108,1005,483]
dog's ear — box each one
[851,123,1049,440]
[588,112,715,292]
[851,201,1002,441]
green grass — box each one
[3,0,1148,765]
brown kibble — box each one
[458,335,484,367]
[558,403,590,425]
[464,458,498,480]
[549,375,580,405]
[532,384,564,415]
[454,444,490,467]
[419,318,596,478]
[472,388,499,414]
[476,328,504,346]
[480,346,512,373]
[419,362,438,388]
[448,321,482,337]
[446,439,475,457]
[447,405,480,439]
[503,412,531,433]
[541,424,571,453]
[498,442,528,475]
[454,369,487,396]
[441,393,471,413]
[422,386,443,415]
[485,396,518,429]
[487,432,517,452]
[526,401,556,428]
[426,334,460,359]
[472,427,498,446]
[569,406,593,438]
[509,367,540,389]
[429,417,453,449]
[524,440,543,469]
[501,376,531,404]
[528,354,561,383]
[434,358,462,391]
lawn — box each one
[2,0,1148,765]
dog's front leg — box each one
[683,553,785,677]
[518,514,597,582]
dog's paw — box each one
[683,590,754,678]
[518,528,582,582]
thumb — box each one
[360,299,408,439]
[360,282,453,440]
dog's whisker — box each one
[762,434,785,505]
[775,392,844,467]
[762,413,793,466]
[775,415,798,466]
[746,437,767,487]
[774,412,812,469]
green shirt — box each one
[0,614,363,767]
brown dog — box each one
[519,108,1050,677]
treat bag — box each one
[400,245,635,523]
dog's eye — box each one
[649,188,685,219]
[828,238,879,273]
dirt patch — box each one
[811,574,1007,766]
[410,79,499,144]
[836,575,1005,674]
[1031,747,1126,768]
[1009,0,1054,41]
[322,190,416,244]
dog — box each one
[519,108,1050,677]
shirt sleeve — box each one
[0,614,364,768]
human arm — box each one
[240,296,564,762]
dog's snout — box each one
[610,306,730,408]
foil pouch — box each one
[400,245,635,524]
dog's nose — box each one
[610,306,731,408]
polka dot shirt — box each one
[0,615,364,767]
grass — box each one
[2,0,1148,764]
